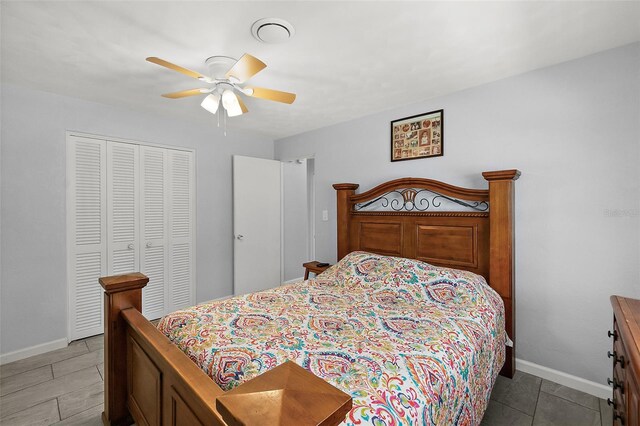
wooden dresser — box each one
[609,296,640,426]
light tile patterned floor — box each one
[0,336,103,425]
[0,335,613,425]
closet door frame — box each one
[66,131,196,341]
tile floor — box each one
[0,335,613,425]
[482,372,612,426]
[0,336,104,425]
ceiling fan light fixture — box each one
[242,87,254,96]
[201,93,220,114]
[222,89,243,117]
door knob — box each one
[127,243,134,250]
[236,234,244,240]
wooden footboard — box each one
[99,274,352,426]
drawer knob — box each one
[607,398,616,408]
[607,377,624,393]
[608,330,618,340]
[614,413,624,425]
[608,351,625,368]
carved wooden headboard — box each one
[333,169,520,377]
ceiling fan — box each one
[146,53,296,118]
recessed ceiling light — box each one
[251,18,295,44]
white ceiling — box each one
[2,1,639,139]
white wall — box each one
[0,84,274,355]
[275,43,640,385]
[282,159,309,281]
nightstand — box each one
[303,261,331,280]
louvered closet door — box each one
[67,136,107,341]
[167,150,195,312]
[106,142,140,276]
[140,146,169,319]
[69,135,195,340]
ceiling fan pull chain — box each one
[217,106,220,127]
[224,108,227,137]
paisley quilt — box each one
[158,251,505,425]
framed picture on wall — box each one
[391,109,443,162]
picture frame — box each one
[390,109,443,162]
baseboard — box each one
[516,358,611,399]
[0,338,68,365]
[283,276,304,284]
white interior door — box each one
[233,155,282,295]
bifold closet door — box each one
[167,149,194,312]
[140,147,195,318]
[106,142,140,276]
[68,135,195,339]
[67,136,107,341]
[140,146,169,320]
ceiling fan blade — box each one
[161,88,208,99]
[246,86,296,104]
[146,57,208,81]
[225,53,266,83]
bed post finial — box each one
[99,273,148,426]
[333,183,359,261]
[483,169,520,379]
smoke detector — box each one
[251,18,295,44]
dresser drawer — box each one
[626,370,639,426]
[614,340,627,378]
[613,386,625,410]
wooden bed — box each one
[100,169,520,426]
